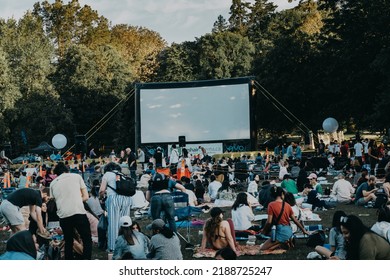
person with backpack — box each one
[145,172,186,232]
[99,162,133,253]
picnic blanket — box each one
[193,246,287,258]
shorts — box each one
[275,224,293,243]
[0,200,24,226]
[355,197,366,206]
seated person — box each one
[0,230,38,260]
[302,184,334,210]
[354,176,377,206]
[201,207,238,255]
[231,192,258,231]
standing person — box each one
[339,215,390,259]
[50,162,92,260]
[137,147,146,169]
[0,188,50,237]
[362,138,369,164]
[147,219,183,260]
[286,142,294,160]
[146,172,186,232]
[368,140,379,175]
[126,147,137,182]
[99,162,133,253]
[315,210,347,259]
[169,144,180,176]
[89,148,97,159]
[354,140,364,165]
[317,140,326,157]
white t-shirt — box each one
[170,149,180,164]
[331,179,354,203]
[102,171,117,197]
[354,142,363,157]
[231,204,254,230]
[208,180,222,200]
[184,189,197,206]
[50,173,87,219]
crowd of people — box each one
[0,137,390,260]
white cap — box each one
[119,216,132,227]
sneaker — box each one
[307,251,322,260]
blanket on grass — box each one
[192,246,287,258]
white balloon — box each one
[322,118,339,133]
[52,134,67,149]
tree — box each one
[52,44,132,147]
[228,0,251,35]
[212,15,229,33]
[198,32,255,80]
[110,24,166,82]
[0,47,21,142]
[155,41,200,82]
[33,0,111,58]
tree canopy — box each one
[0,0,389,155]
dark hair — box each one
[118,226,135,245]
[232,192,249,210]
[131,221,142,233]
[182,148,189,158]
[284,192,296,206]
[104,162,121,173]
[332,210,346,229]
[53,162,69,176]
[159,226,174,239]
[340,215,371,260]
[215,247,237,260]
[377,205,390,223]
[270,186,284,199]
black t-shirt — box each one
[7,188,42,208]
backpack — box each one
[107,170,136,197]
[374,188,388,209]
[306,230,326,247]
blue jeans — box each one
[150,193,176,232]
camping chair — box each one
[170,191,202,245]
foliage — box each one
[1,0,390,155]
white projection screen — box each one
[136,78,252,144]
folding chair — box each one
[170,191,204,245]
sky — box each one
[0,0,298,44]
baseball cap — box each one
[119,216,132,228]
[146,219,166,230]
[210,207,224,218]
[153,173,165,182]
[307,173,317,180]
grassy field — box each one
[0,202,376,260]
